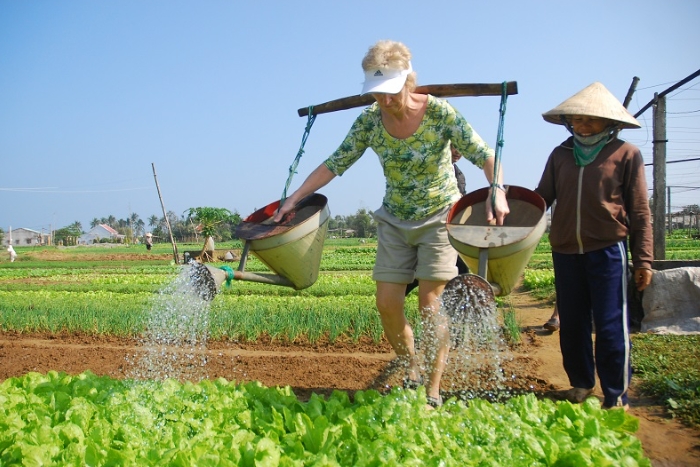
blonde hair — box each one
[362,40,417,92]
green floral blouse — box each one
[324,95,494,220]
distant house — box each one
[78,224,124,244]
[4,228,50,246]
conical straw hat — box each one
[542,82,641,129]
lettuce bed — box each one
[0,371,649,466]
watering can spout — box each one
[188,262,231,301]
[188,262,298,301]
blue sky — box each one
[1,1,699,234]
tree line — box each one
[47,208,378,245]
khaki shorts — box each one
[372,205,458,284]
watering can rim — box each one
[236,193,329,241]
[447,185,546,226]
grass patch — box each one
[632,334,700,428]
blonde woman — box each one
[275,40,509,408]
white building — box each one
[4,228,50,246]
[78,224,124,244]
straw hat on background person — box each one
[542,82,641,129]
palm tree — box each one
[90,218,100,229]
[135,219,145,236]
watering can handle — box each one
[488,183,507,225]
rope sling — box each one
[280,106,316,206]
[491,82,509,210]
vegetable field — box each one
[1,238,699,465]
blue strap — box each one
[491,82,508,209]
[281,106,316,205]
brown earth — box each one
[0,288,698,466]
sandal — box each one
[426,395,443,408]
[561,387,594,403]
[543,318,560,332]
[402,376,423,390]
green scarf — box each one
[572,131,612,167]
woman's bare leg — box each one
[418,280,450,401]
[376,281,420,380]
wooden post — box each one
[622,77,640,108]
[151,163,180,264]
[667,186,672,235]
[652,94,667,260]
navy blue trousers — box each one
[553,241,631,408]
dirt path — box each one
[0,290,698,466]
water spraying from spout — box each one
[126,263,222,382]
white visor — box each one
[361,62,412,95]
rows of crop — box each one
[7,237,695,464]
[0,288,404,342]
[0,371,649,466]
[0,254,392,341]
[210,295,392,342]
[2,234,697,340]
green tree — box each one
[53,223,82,246]
[184,207,235,239]
[346,209,375,238]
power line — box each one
[644,157,700,166]
[0,187,149,193]
[634,68,700,118]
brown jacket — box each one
[535,137,653,270]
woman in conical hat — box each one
[535,82,653,411]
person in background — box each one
[451,144,467,197]
[145,233,153,251]
[7,245,17,262]
[274,40,509,408]
[535,82,653,410]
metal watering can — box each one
[442,185,547,313]
[189,193,330,300]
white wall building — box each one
[78,224,124,244]
[4,228,50,246]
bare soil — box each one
[0,288,698,466]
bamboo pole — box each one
[297,81,518,117]
[151,163,179,264]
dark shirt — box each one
[454,164,466,196]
